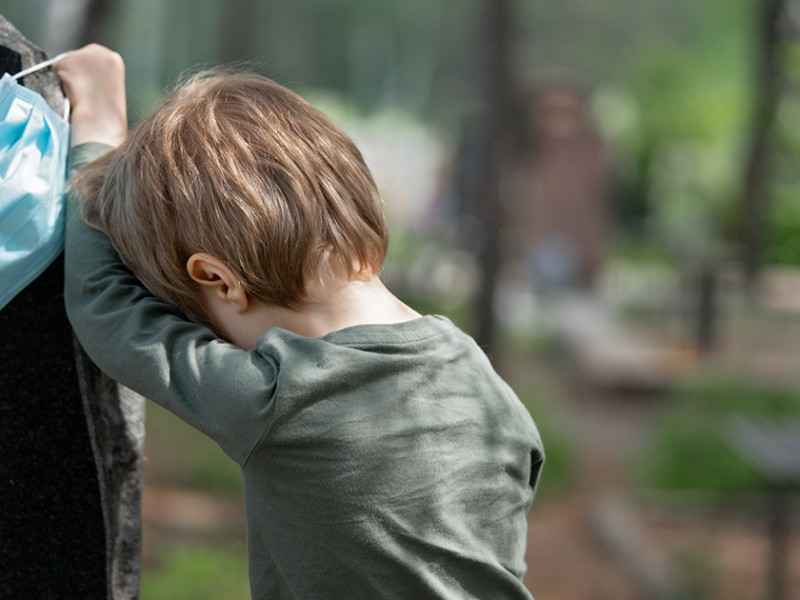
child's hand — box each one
[54,44,127,148]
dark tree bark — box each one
[2,15,143,599]
[739,0,785,291]
[474,0,515,357]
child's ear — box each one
[186,253,248,311]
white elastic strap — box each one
[11,52,71,120]
[11,52,70,81]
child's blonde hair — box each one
[74,70,388,328]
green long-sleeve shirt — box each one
[64,142,544,599]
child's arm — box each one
[58,47,278,464]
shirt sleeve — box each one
[64,143,277,465]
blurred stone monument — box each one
[0,16,144,599]
[509,81,611,293]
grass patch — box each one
[141,543,249,600]
[636,375,800,492]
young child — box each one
[57,44,544,599]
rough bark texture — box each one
[0,15,144,599]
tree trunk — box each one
[739,0,784,292]
[474,0,514,357]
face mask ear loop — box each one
[10,52,71,120]
[10,52,70,81]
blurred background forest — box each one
[3,0,800,598]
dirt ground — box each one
[519,371,661,599]
[524,491,643,599]
[519,382,800,600]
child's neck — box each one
[235,277,421,349]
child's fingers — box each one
[53,45,124,102]
[53,44,127,147]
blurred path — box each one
[513,344,656,599]
[515,272,800,599]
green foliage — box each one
[628,47,747,145]
[141,543,250,600]
[144,401,243,495]
[637,376,800,492]
[618,3,753,253]
[528,403,575,501]
[765,185,800,265]
[639,407,761,492]
[764,51,800,267]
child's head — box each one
[75,70,388,329]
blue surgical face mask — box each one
[0,53,70,311]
